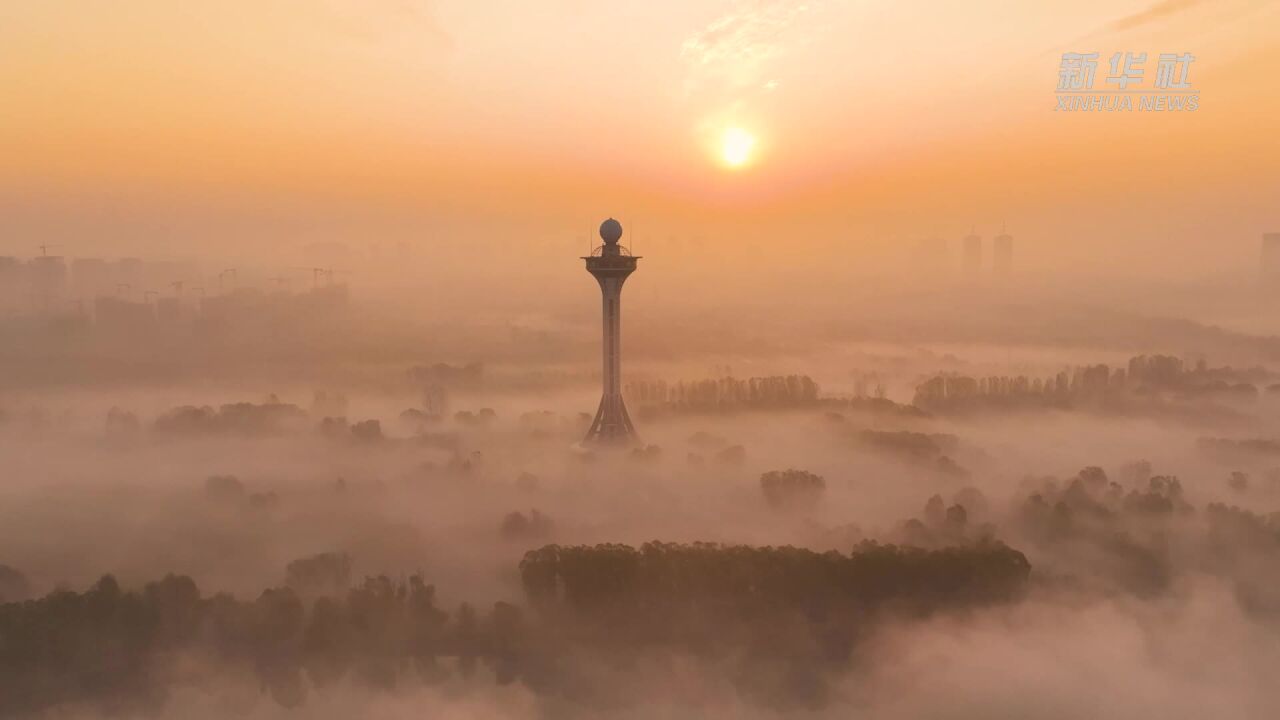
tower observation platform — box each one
[582,218,640,443]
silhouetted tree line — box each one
[1197,436,1280,463]
[855,430,970,478]
[153,398,307,436]
[858,430,958,458]
[203,475,280,510]
[915,354,1262,412]
[500,510,554,543]
[453,407,497,427]
[1203,503,1280,616]
[0,571,513,716]
[1128,355,1269,390]
[0,540,1031,715]
[826,396,930,419]
[1016,466,1192,597]
[285,552,353,598]
[1206,503,1280,550]
[518,540,1030,707]
[898,490,996,548]
[318,416,385,443]
[627,375,820,415]
[520,541,1029,631]
[683,431,747,467]
[760,469,826,510]
[515,539,1030,709]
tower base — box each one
[584,392,637,443]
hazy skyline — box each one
[2,1,1278,275]
[6,6,1280,718]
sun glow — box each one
[719,127,756,169]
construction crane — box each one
[217,268,237,292]
[170,281,184,296]
[291,266,327,289]
[38,244,60,257]
[143,290,158,303]
[116,283,131,298]
[267,276,290,289]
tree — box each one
[760,469,826,511]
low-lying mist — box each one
[4,286,1280,718]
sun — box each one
[719,127,756,169]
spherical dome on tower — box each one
[599,218,623,245]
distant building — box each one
[156,296,183,324]
[28,256,68,309]
[72,258,110,296]
[0,257,22,312]
[1262,233,1280,283]
[962,230,982,276]
[94,296,155,333]
[0,257,20,278]
[993,229,1013,277]
[116,257,144,291]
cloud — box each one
[680,0,819,96]
[1108,0,1204,31]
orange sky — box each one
[1,0,1278,272]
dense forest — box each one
[0,541,1030,715]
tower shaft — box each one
[601,277,623,398]
[582,220,639,444]
[586,274,636,441]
